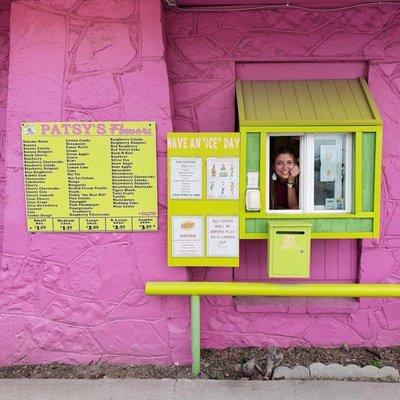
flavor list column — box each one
[111,135,157,231]
[110,137,137,230]
[65,137,110,231]
[22,137,66,231]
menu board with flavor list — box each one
[21,121,158,232]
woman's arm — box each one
[287,184,298,209]
[287,165,299,209]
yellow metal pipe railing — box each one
[145,282,400,297]
[145,281,400,377]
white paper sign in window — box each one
[170,158,202,199]
[172,216,203,257]
[320,145,337,182]
[314,135,347,211]
[207,158,239,200]
[207,216,239,257]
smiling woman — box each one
[269,137,300,210]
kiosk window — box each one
[268,133,352,213]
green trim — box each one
[243,212,374,219]
[245,217,373,236]
[260,132,267,213]
[246,133,260,172]
[355,131,363,214]
[358,78,383,125]
[191,296,201,378]
[362,133,375,212]
[239,125,381,239]
[373,127,383,237]
[239,119,380,127]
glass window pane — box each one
[314,135,346,211]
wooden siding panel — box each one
[335,80,362,119]
[252,82,271,120]
[242,81,257,121]
[236,239,357,282]
[238,78,380,125]
[265,81,287,120]
[321,80,347,119]
[280,81,302,120]
[293,80,316,120]
[349,79,374,119]
[338,240,358,281]
[307,80,332,119]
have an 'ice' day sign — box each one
[21,121,158,232]
[167,132,240,267]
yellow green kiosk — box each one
[147,78,394,376]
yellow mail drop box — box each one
[268,221,311,278]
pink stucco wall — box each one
[165,4,400,349]
[0,1,400,367]
[1,0,188,366]
[0,2,10,254]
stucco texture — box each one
[0,3,9,254]
[0,0,400,367]
[1,0,188,366]
[165,4,400,352]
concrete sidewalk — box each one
[0,379,399,400]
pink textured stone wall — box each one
[0,0,189,367]
[165,5,400,349]
[1,1,400,368]
[0,2,10,254]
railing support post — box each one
[191,295,201,377]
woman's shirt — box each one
[272,180,288,209]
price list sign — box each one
[21,121,158,232]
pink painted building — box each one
[0,0,400,366]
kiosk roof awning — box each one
[236,78,382,127]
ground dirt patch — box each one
[0,347,399,380]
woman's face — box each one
[273,153,296,180]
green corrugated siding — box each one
[362,133,375,212]
[237,78,380,126]
[246,218,373,234]
[246,133,260,173]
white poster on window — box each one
[207,158,239,199]
[207,216,239,257]
[170,158,202,199]
[172,216,203,257]
[320,145,337,182]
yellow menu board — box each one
[21,121,158,232]
[167,132,240,267]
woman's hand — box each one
[288,165,300,183]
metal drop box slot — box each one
[268,221,311,278]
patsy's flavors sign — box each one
[23,121,154,136]
[21,121,158,233]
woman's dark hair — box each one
[271,146,298,166]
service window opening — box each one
[267,133,352,214]
[268,135,302,212]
